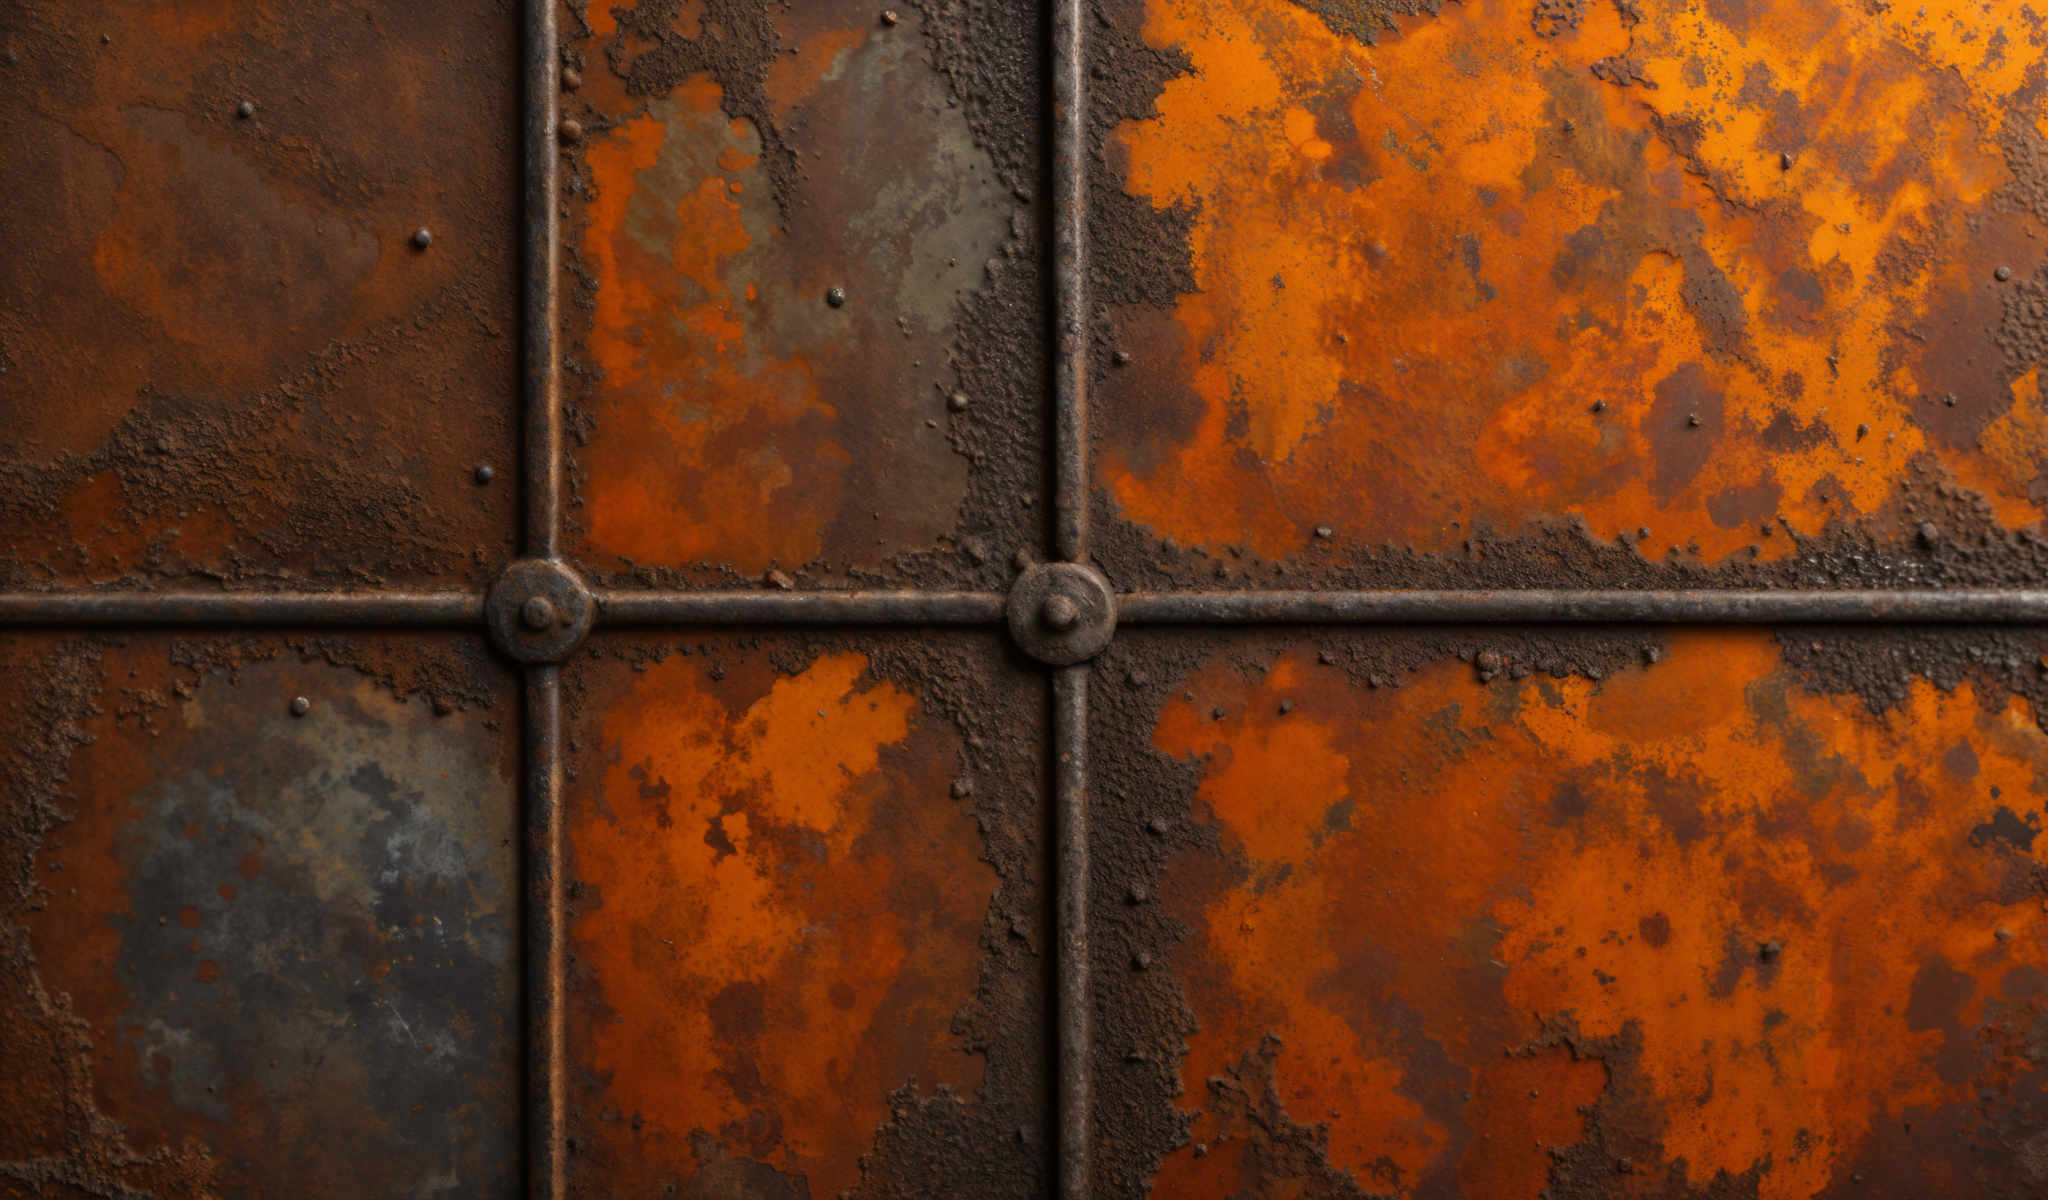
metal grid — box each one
[4,3,2047,1196]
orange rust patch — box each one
[569,3,1004,578]
[1106,0,2048,561]
[568,651,997,1196]
[1152,636,2048,1196]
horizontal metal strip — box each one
[9,588,2048,630]
[0,591,485,627]
[594,590,1008,625]
[1116,589,2048,624]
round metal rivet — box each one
[486,559,595,664]
[411,228,432,250]
[289,696,311,717]
[825,286,847,308]
[236,100,254,119]
[561,67,582,91]
[558,118,583,143]
[1040,594,1080,632]
[1996,266,2013,282]
[1006,562,1116,665]
[948,392,970,412]
[881,8,900,24]
[474,464,495,485]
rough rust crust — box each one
[1094,629,2048,1200]
[1088,0,2048,593]
[0,1,520,591]
[0,635,517,1198]
[557,0,1049,589]
[559,632,1048,1199]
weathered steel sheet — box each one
[1092,627,2048,1199]
[0,1,519,590]
[0,635,518,1198]
[1091,0,2048,586]
[559,0,1046,587]
[561,632,1048,1198]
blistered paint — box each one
[4,641,518,1198]
[1148,634,2048,1197]
[1103,0,2048,563]
[570,2,1009,576]
[565,648,999,1197]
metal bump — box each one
[411,228,433,250]
[825,286,847,308]
[557,119,583,144]
[1997,265,2013,282]
[1006,562,1116,665]
[1041,594,1081,632]
[521,595,558,631]
[235,100,254,119]
[881,8,900,23]
[948,392,971,413]
[560,67,581,91]
[474,464,495,485]
[485,559,594,664]
[288,695,311,717]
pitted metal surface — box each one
[7,1,2048,1198]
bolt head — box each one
[521,595,558,630]
[289,696,311,717]
[881,8,900,23]
[1997,265,2014,282]
[1040,593,1081,631]
[947,392,970,413]
[825,286,847,308]
[236,100,254,119]
[410,228,432,250]
[474,464,495,485]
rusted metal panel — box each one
[1090,0,2048,585]
[0,1,519,591]
[1091,628,2048,1199]
[561,633,1048,1198]
[559,0,1046,588]
[0,635,518,1198]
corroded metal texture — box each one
[0,0,519,590]
[0,635,517,1197]
[1091,0,2048,587]
[559,0,1046,587]
[1093,628,2048,1198]
[561,633,1048,1198]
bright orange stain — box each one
[568,651,996,1196]
[1106,0,2048,562]
[1151,636,2048,1197]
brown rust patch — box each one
[1112,633,2048,1197]
[563,635,1045,1198]
[0,636,518,1198]
[562,0,1044,585]
[1097,0,2048,570]
[0,0,519,589]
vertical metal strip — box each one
[524,665,566,1198]
[1053,664,1092,1200]
[521,0,566,1194]
[1052,0,1090,563]
[523,0,562,560]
